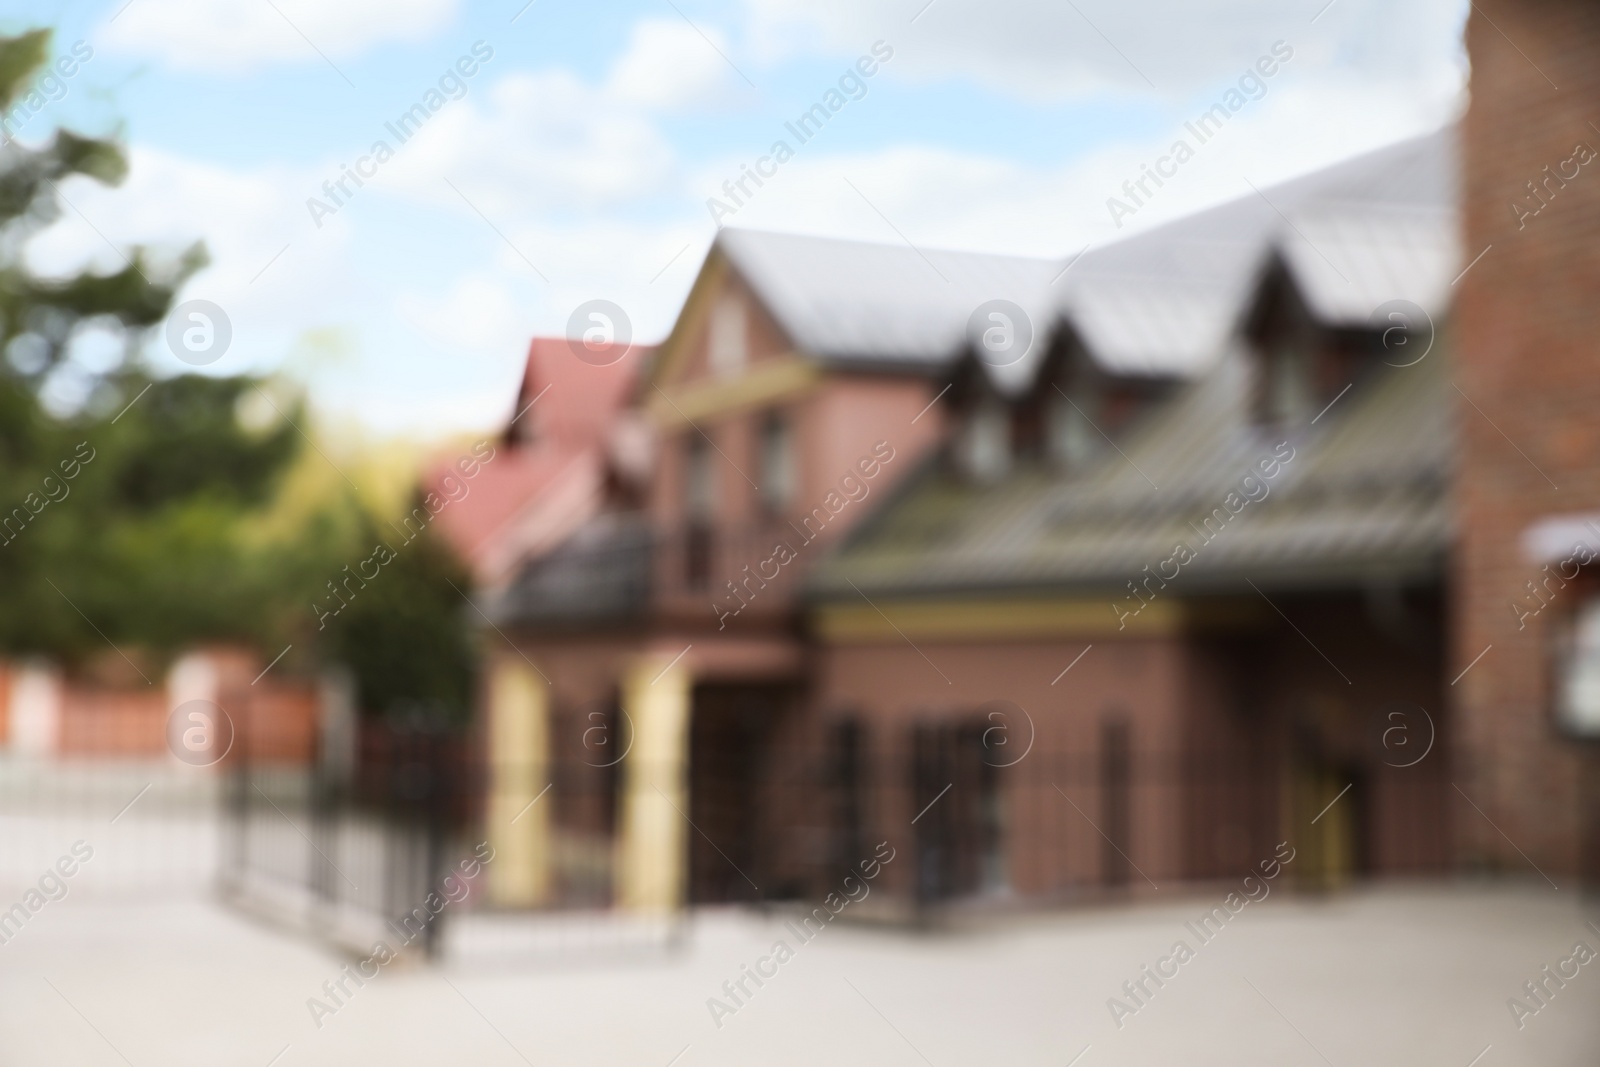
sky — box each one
[4,0,1469,439]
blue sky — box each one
[5,0,1468,437]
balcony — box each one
[492,512,814,628]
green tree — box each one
[317,511,477,727]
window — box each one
[684,435,716,520]
[1100,717,1131,888]
[1267,341,1312,425]
[709,296,746,378]
[1047,388,1100,468]
[684,435,715,588]
[960,397,1010,483]
[759,412,795,513]
[1557,598,1600,737]
[831,719,866,877]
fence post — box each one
[224,679,251,898]
[310,670,356,926]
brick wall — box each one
[0,653,320,765]
[1456,0,1600,877]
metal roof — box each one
[809,343,1453,600]
[716,227,1060,372]
[715,124,1458,392]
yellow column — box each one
[616,653,692,913]
[485,657,552,907]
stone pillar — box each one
[616,653,692,913]
[485,657,552,907]
[9,661,62,757]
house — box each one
[469,120,1484,912]
[810,130,1458,900]
[476,231,1050,907]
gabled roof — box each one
[509,338,650,449]
[716,227,1059,373]
[711,123,1458,394]
[1057,125,1457,355]
[430,337,653,586]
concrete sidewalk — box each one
[1,885,1596,1066]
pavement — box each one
[1,882,1597,1066]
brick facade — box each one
[1456,0,1600,878]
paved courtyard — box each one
[1,882,1597,1066]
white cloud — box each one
[503,220,713,341]
[742,0,1467,103]
[376,70,679,215]
[692,67,1463,258]
[98,0,459,72]
[15,140,707,434]
[49,1,1472,438]
[343,18,747,219]
[23,145,359,381]
[398,272,531,360]
[606,18,736,111]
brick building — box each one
[809,131,1458,901]
[1454,0,1600,881]
[467,123,1481,911]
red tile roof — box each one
[508,337,649,450]
[428,337,654,585]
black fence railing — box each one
[223,722,477,957]
[215,718,1455,954]
[490,514,819,628]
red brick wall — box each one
[58,687,169,757]
[233,685,319,765]
[46,676,318,764]
[811,634,1192,897]
[1456,0,1600,876]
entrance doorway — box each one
[1290,761,1369,889]
[686,684,792,904]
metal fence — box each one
[0,727,1454,961]
[0,707,1453,961]
[222,721,474,956]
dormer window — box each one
[1267,340,1313,425]
[709,296,747,378]
[1047,387,1100,469]
[960,397,1011,483]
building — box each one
[811,130,1457,901]
[1454,0,1600,883]
[429,336,653,592]
[476,231,1011,906]
[472,122,1484,912]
